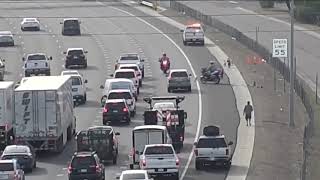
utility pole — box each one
[289,0,295,127]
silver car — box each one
[0,159,25,180]
[167,69,192,92]
[0,31,14,47]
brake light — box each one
[194,149,198,156]
[142,159,146,166]
[123,108,128,112]
[226,149,229,155]
[95,165,102,173]
[176,158,180,166]
[103,108,108,113]
[67,165,73,174]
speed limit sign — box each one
[272,39,288,58]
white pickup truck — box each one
[139,144,179,180]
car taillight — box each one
[95,165,102,173]
[103,108,108,113]
[123,108,128,112]
[226,149,229,155]
[194,149,198,156]
[176,158,180,166]
[67,165,73,174]
[142,159,146,166]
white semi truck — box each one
[14,76,76,152]
[0,81,15,150]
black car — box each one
[64,48,88,68]
[68,151,105,180]
[1,145,36,172]
[102,99,131,125]
[61,18,81,36]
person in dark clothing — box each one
[243,101,253,126]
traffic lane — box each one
[0,18,22,81]
[104,4,239,179]
[85,5,200,171]
[2,11,62,77]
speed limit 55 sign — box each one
[272,39,288,58]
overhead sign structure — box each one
[272,39,288,58]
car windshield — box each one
[122,173,146,180]
[120,66,139,71]
[105,102,125,110]
[27,55,46,61]
[71,156,96,167]
[120,55,139,61]
[71,77,81,85]
[197,138,227,148]
[25,19,36,22]
[68,50,83,56]
[145,146,174,155]
[108,92,132,99]
[171,71,188,77]
[64,20,79,27]
[115,72,135,78]
[111,82,130,90]
[0,163,14,171]
[62,72,79,76]
[2,155,29,161]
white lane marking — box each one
[13,27,16,29]
[18,36,22,39]
[121,3,254,180]
[56,174,64,177]
[52,35,56,38]
[98,3,202,180]
[56,40,59,43]
[236,7,320,38]
[229,1,238,4]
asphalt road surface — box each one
[0,1,239,180]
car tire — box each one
[137,87,140,95]
[183,40,187,45]
[33,161,36,168]
[83,63,87,69]
[195,160,201,170]
[83,93,87,104]
[167,87,171,93]
[25,72,30,77]
[173,173,179,180]
[187,86,191,92]
[65,64,69,69]
[139,80,142,87]
[142,70,144,78]
[112,156,117,165]
[225,161,231,169]
[21,27,24,31]
[129,164,134,170]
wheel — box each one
[225,161,231,169]
[183,40,187,45]
[65,64,69,69]
[137,88,140,95]
[130,110,136,117]
[173,173,179,180]
[46,71,51,76]
[187,86,191,92]
[135,96,138,101]
[82,93,87,104]
[200,40,205,46]
[33,161,36,168]
[129,164,134,169]
[139,80,142,87]
[200,77,206,84]
[112,155,117,165]
[21,27,24,31]
[67,126,72,140]
[167,87,171,93]
[83,63,87,68]
[25,72,30,77]
[142,70,144,78]
[195,160,201,170]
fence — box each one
[169,1,319,179]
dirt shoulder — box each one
[160,8,308,180]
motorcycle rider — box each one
[159,52,170,70]
[207,61,219,79]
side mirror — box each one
[73,99,77,108]
[193,142,198,146]
[115,132,120,135]
[140,59,145,62]
[84,51,88,53]
[189,73,192,76]
[2,59,5,62]
[22,57,25,61]
[228,141,234,146]
[135,150,140,155]
[60,22,63,24]
[116,176,120,180]
[49,56,53,60]
[109,74,113,77]
[84,79,88,83]
[165,73,169,77]
[100,85,104,89]
[63,52,67,54]
[184,112,187,119]
[180,29,184,32]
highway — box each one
[0,1,239,180]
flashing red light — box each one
[123,108,128,112]
[103,108,108,113]
[176,158,180,166]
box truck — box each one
[14,76,76,152]
[0,81,15,150]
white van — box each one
[118,64,142,87]
[62,74,88,104]
[112,69,139,89]
[129,125,172,169]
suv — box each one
[100,78,138,105]
[167,69,192,92]
[0,57,5,81]
[0,159,25,180]
[106,89,136,116]
[68,151,105,180]
[194,126,233,170]
[102,99,131,125]
[112,69,139,90]
[67,74,88,104]
[0,31,14,47]
[118,64,142,87]
[181,24,205,46]
[115,53,145,78]
[22,53,52,77]
[64,48,88,68]
[61,18,81,35]
[1,145,36,172]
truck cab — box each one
[63,74,88,104]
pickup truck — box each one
[139,144,179,180]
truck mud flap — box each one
[143,110,158,125]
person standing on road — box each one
[243,101,253,126]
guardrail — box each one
[169,1,319,180]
